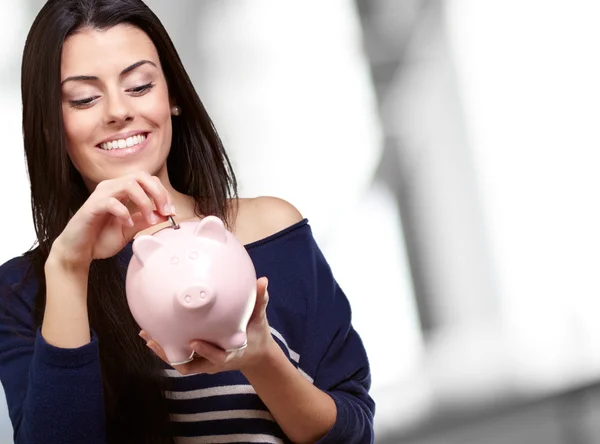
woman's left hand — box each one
[140,276,277,375]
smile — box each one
[99,132,148,151]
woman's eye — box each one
[66,83,154,108]
[69,96,98,108]
[128,83,155,95]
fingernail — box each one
[171,205,177,215]
[127,217,134,227]
[163,204,171,215]
[150,213,158,224]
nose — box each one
[176,284,215,310]
[104,93,133,125]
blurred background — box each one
[1,1,600,443]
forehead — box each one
[61,24,159,77]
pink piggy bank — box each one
[125,216,257,365]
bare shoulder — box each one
[246,196,304,226]
[232,196,304,245]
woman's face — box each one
[60,24,174,189]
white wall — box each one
[447,0,600,394]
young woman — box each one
[0,1,375,443]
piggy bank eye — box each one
[170,256,179,265]
[189,251,199,260]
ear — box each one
[132,235,164,266]
[193,216,227,243]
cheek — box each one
[140,89,172,125]
[62,107,98,150]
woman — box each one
[0,1,375,443]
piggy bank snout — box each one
[176,284,215,310]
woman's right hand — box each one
[50,172,174,269]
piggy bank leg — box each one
[223,331,248,352]
[163,346,195,366]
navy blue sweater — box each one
[0,219,375,443]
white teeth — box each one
[100,133,146,150]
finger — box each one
[250,277,269,321]
[96,173,173,221]
[146,339,169,363]
[150,176,175,216]
[122,211,167,241]
[120,180,159,225]
[191,341,234,366]
[96,197,133,228]
[130,172,173,217]
[172,358,213,376]
[145,339,214,375]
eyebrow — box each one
[60,60,157,86]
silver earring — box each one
[171,105,181,116]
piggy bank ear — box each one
[132,235,164,266]
[193,216,227,243]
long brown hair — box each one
[20,0,238,442]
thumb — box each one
[251,277,269,320]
